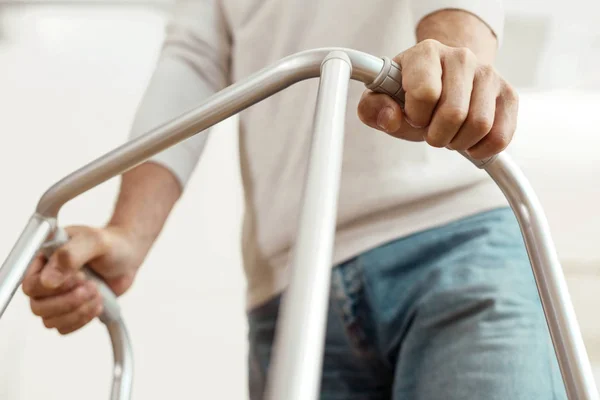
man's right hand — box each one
[22,225,146,335]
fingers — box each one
[467,82,519,160]
[357,90,403,132]
[30,280,98,318]
[358,40,444,134]
[21,225,119,335]
[40,226,109,289]
[425,47,477,148]
[399,39,443,128]
[26,264,103,335]
[23,253,87,299]
[42,291,103,335]
[357,39,518,159]
[23,269,86,299]
[24,254,45,278]
[449,65,499,151]
[357,91,424,142]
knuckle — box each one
[448,138,469,151]
[411,85,440,104]
[418,39,440,55]
[469,116,494,135]
[477,64,496,79]
[30,301,42,316]
[22,280,35,297]
[502,84,519,104]
[92,227,111,250]
[439,106,468,126]
[454,47,476,66]
[425,134,448,149]
[485,131,510,153]
[43,319,53,329]
[57,327,71,335]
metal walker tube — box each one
[0,48,596,399]
[264,51,353,400]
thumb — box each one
[357,90,425,142]
[40,226,108,289]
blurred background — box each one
[0,0,599,399]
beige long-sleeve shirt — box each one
[130,0,507,309]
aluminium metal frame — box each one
[0,48,597,400]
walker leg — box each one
[264,51,353,400]
[484,155,599,399]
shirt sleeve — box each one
[128,0,231,188]
[409,0,505,47]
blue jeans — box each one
[247,208,567,399]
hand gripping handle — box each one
[366,56,497,169]
[39,226,133,400]
[40,227,121,324]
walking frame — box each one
[0,48,597,400]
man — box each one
[22,0,566,398]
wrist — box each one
[105,220,156,255]
[107,162,181,253]
[416,9,497,64]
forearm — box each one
[110,48,226,252]
[416,9,498,64]
[107,44,228,256]
[108,162,182,253]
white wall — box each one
[0,3,599,399]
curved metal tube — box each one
[106,319,134,400]
[485,154,598,399]
[0,47,596,399]
[34,48,386,219]
[265,52,354,400]
[40,227,134,400]
[0,214,54,318]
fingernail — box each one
[377,107,395,132]
[41,269,64,289]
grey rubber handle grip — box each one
[366,56,497,169]
[40,227,121,324]
[366,56,406,109]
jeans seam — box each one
[332,259,381,363]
